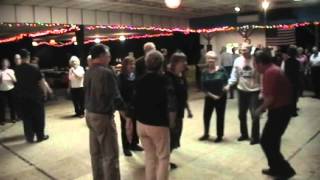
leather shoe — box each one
[37,135,49,142]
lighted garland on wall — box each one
[34,33,174,47]
[0,26,79,44]
[0,21,319,45]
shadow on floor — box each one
[0,135,25,143]
[59,115,79,120]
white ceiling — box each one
[0,0,319,18]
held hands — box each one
[223,85,230,92]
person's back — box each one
[220,52,233,67]
[135,72,168,127]
[85,65,119,115]
[15,63,42,100]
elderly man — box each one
[84,44,132,180]
[135,42,156,78]
[254,49,296,179]
[15,49,50,143]
[225,43,261,145]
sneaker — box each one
[199,135,209,141]
[238,136,249,141]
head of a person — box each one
[240,43,252,59]
[297,47,304,55]
[1,58,10,70]
[69,56,80,68]
[31,56,39,64]
[254,49,273,74]
[169,52,187,74]
[287,45,298,59]
[220,46,227,54]
[232,47,237,54]
[90,44,111,66]
[312,46,318,53]
[205,51,218,69]
[143,42,156,54]
[19,49,31,63]
[121,56,135,74]
[160,48,168,56]
[87,55,92,68]
[14,54,22,66]
[145,50,163,73]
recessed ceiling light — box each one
[234,6,241,13]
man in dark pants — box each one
[226,44,261,145]
[254,49,296,179]
[15,49,49,143]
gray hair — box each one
[145,50,164,72]
[143,42,156,53]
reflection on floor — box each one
[0,93,319,180]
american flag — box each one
[266,29,296,46]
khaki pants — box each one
[86,112,120,180]
[137,122,170,180]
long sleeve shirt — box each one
[84,64,125,115]
[228,56,260,92]
[69,66,85,88]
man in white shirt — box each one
[310,46,320,98]
[69,56,85,118]
[0,58,17,125]
[225,43,261,145]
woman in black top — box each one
[165,52,192,169]
[118,56,143,156]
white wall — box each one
[200,29,266,53]
[0,4,189,28]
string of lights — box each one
[0,21,319,45]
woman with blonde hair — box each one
[68,56,85,118]
[118,56,143,156]
[199,51,229,143]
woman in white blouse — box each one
[0,58,17,125]
[68,56,85,118]
[310,46,320,98]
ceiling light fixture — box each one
[262,0,270,10]
[234,6,241,13]
[94,38,101,44]
[32,41,38,47]
[165,0,181,9]
[119,35,126,41]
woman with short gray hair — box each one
[134,50,176,180]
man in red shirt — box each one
[254,49,296,179]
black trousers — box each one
[311,66,320,98]
[0,89,16,122]
[238,90,260,141]
[120,115,139,151]
[261,106,294,173]
[203,95,227,138]
[18,97,45,141]
[71,88,84,115]
[225,66,234,98]
[170,117,183,151]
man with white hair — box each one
[68,56,85,118]
[135,42,156,78]
[225,43,261,145]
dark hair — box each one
[20,49,30,59]
[287,45,298,58]
[121,56,135,74]
[145,50,163,72]
[170,52,187,72]
[254,49,272,65]
[90,44,110,59]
